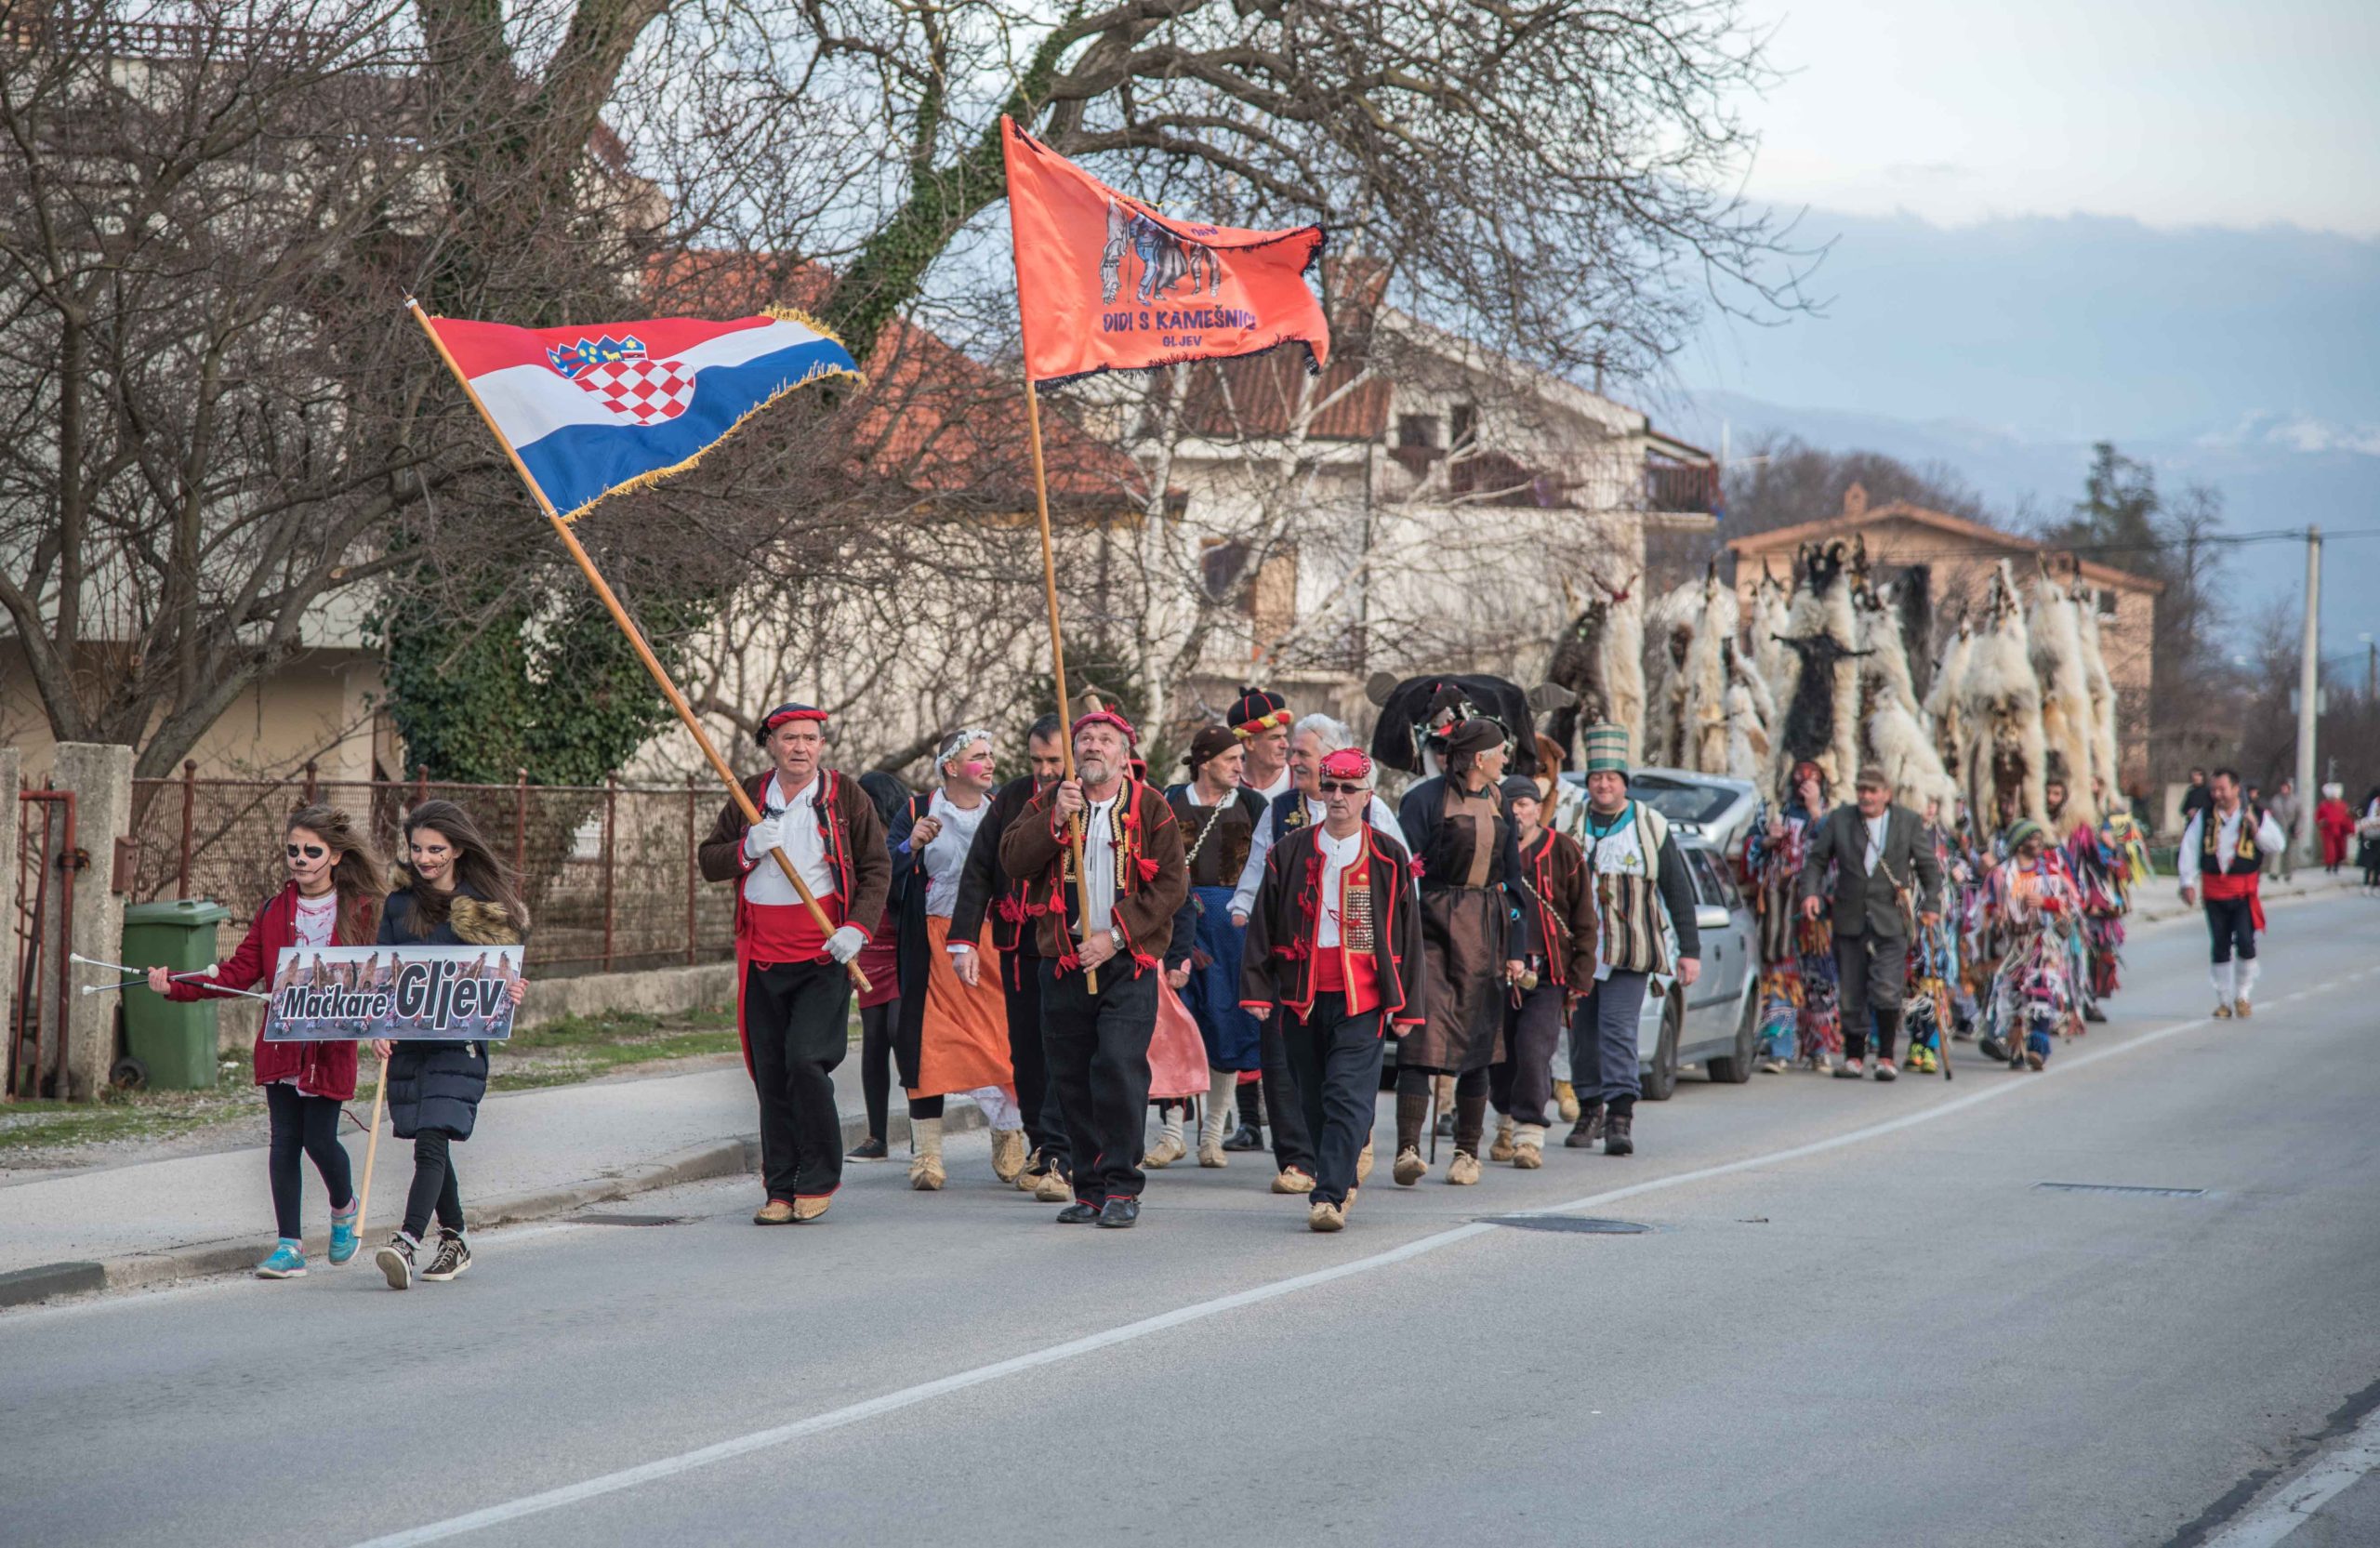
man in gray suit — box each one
[1799,765,1943,1081]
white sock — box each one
[2236,958,2260,1002]
[1203,1069,1236,1145]
[967,1084,1021,1131]
[2211,960,2236,1000]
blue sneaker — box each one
[328,1204,360,1265]
[256,1240,308,1278]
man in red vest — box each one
[2176,767,2288,1018]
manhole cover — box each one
[572,1212,687,1226]
[2034,1183,2206,1199]
[1480,1215,1651,1235]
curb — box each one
[0,1103,988,1310]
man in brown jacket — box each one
[998,707,1190,1228]
[698,704,890,1224]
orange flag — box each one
[1001,115,1329,388]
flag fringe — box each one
[558,351,862,523]
[1032,335,1325,394]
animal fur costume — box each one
[1752,562,1793,704]
[1643,577,1699,770]
[1682,562,1739,774]
[1924,615,1972,784]
[1958,562,2048,829]
[1602,572,1647,759]
[1544,585,1614,756]
[1857,579,1958,812]
[1766,541,1866,794]
[2075,596,2122,800]
[2028,569,2100,829]
[1723,640,1772,784]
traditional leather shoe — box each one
[1514,1142,1543,1170]
[1034,1170,1075,1203]
[1356,1139,1375,1184]
[1197,1138,1228,1168]
[1143,1131,1187,1170]
[991,1129,1029,1182]
[1392,1146,1427,1186]
[1222,1123,1265,1152]
[1488,1117,1516,1163]
[1307,1199,1345,1233]
[1446,1151,1483,1186]
[1055,1200,1102,1224]
[2234,999,2254,1019]
[792,1195,831,1223]
[1554,1079,1581,1122]
[1272,1167,1316,1195]
[1096,1196,1141,1228]
[752,1199,797,1225]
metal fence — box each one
[127,764,737,976]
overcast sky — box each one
[1736,0,2380,237]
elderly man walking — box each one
[1799,765,1942,1082]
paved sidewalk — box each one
[0,1055,985,1306]
[2129,867,2352,927]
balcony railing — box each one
[1644,459,1719,515]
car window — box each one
[1686,848,1738,910]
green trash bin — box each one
[120,899,232,1090]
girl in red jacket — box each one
[150,803,388,1278]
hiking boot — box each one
[991,1128,1030,1182]
[256,1240,307,1279]
[1554,1079,1581,1122]
[421,1230,471,1283]
[375,1233,416,1290]
[1603,1112,1635,1158]
[1272,1167,1316,1195]
[1488,1116,1516,1162]
[1565,1105,1605,1148]
[1392,1146,1428,1186]
[1308,1199,1346,1233]
[752,1198,797,1225]
[1143,1131,1187,1170]
[845,1136,889,1161]
[1447,1151,1483,1186]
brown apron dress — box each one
[1403,785,1507,1074]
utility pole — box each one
[2294,525,2320,862]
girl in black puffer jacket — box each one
[372,800,529,1290]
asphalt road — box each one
[4,892,2375,1548]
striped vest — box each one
[1582,801,1671,976]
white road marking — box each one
[2202,1402,2380,1547]
[354,965,2361,1547]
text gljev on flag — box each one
[1001,115,1330,388]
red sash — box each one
[2201,870,2264,932]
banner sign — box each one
[260,946,522,1044]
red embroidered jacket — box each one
[998,778,1189,974]
[1238,822,1428,1029]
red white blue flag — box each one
[418,308,858,521]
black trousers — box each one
[859,999,896,1142]
[402,1128,465,1239]
[1489,981,1567,1128]
[1260,1011,1318,1176]
[744,958,853,1201]
[1039,959,1157,1202]
[1005,950,1067,1170]
[264,1082,352,1240]
[1283,995,1385,1207]
[1834,930,1909,1062]
[2204,896,2257,962]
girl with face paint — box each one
[887,729,1028,1189]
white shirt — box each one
[743,773,838,906]
[1316,826,1364,947]
[2176,805,2291,890]
[1250,766,1293,805]
[1862,812,1889,875]
[1080,795,1119,937]
[1228,787,1407,921]
[921,788,986,919]
[292,891,338,948]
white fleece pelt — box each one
[1959,562,2047,827]
[1602,574,1647,757]
[2075,598,2122,801]
[2028,571,2100,828]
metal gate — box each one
[8,788,76,1100]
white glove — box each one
[744,812,784,861]
[826,925,866,964]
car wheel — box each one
[1641,999,1681,1102]
[1706,986,1758,1085]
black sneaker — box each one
[846,1136,889,1160]
[421,1229,471,1283]
[375,1233,416,1290]
[1221,1124,1265,1152]
[1096,1197,1142,1228]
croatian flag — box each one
[419,309,858,520]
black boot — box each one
[1565,1102,1605,1148]
[1224,1079,1265,1150]
[1603,1103,1634,1157]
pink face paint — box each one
[961,759,992,781]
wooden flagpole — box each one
[1022,378,1097,993]
[351,1049,389,1245]
[405,299,869,994]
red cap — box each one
[1072,708,1138,748]
[1318,748,1373,783]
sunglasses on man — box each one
[1316,779,1367,796]
[285,843,327,860]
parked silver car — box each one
[1628,832,1762,1099]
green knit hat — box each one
[1582,723,1629,777]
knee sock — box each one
[1395,1070,1431,1153]
[2210,960,2235,1000]
[1203,1069,1236,1146]
[2236,958,2260,1002]
[1454,1087,1488,1157]
[1156,1103,1184,1147]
